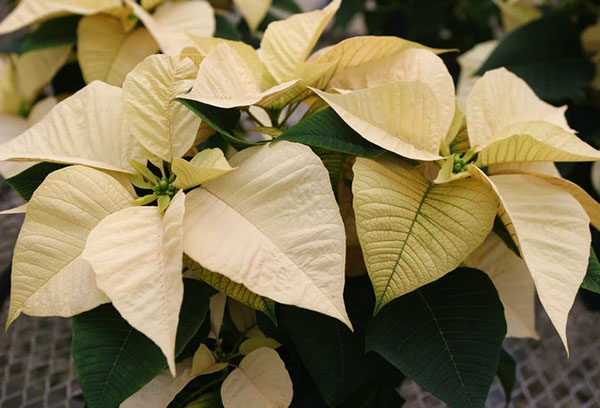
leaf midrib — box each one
[416,289,475,408]
[375,184,433,312]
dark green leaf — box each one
[475,14,594,101]
[582,248,600,294]
[214,14,241,41]
[497,349,516,406]
[4,162,66,201]
[20,15,80,53]
[366,268,507,408]
[279,277,381,407]
[72,279,210,408]
[277,108,384,157]
[272,0,302,14]
[492,217,520,257]
[176,98,264,149]
[312,147,345,194]
[340,359,406,408]
[335,0,367,27]
[185,391,223,408]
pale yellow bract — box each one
[183,142,351,328]
[0,81,147,173]
[77,14,159,87]
[464,233,538,339]
[352,156,497,312]
[233,0,272,32]
[221,348,293,408]
[183,0,340,109]
[126,0,215,55]
[0,0,121,34]
[123,54,201,162]
[7,166,134,326]
[0,96,56,178]
[82,191,187,375]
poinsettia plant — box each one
[1,1,600,407]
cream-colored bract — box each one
[475,121,600,166]
[456,40,497,109]
[0,96,57,178]
[490,168,600,231]
[330,48,455,144]
[352,156,497,312]
[0,81,146,173]
[221,348,293,408]
[183,142,351,328]
[122,359,195,408]
[7,166,133,327]
[464,233,538,339]
[490,174,590,353]
[126,0,215,55]
[124,55,200,162]
[183,44,298,109]
[233,0,272,32]
[466,68,572,151]
[312,82,444,161]
[312,36,445,85]
[15,46,72,104]
[0,0,121,34]
[77,15,159,86]
[261,0,340,83]
[82,191,186,375]
[172,148,235,190]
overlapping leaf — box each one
[82,191,186,374]
[124,55,200,162]
[77,15,159,86]
[0,81,146,173]
[489,174,590,352]
[352,156,497,312]
[7,166,132,326]
[221,348,293,408]
[183,141,351,327]
[366,268,506,408]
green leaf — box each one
[366,267,506,408]
[278,277,381,407]
[277,108,384,157]
[176,98,263,149]
[214,14,241,41]
[582,248,600,294]
[168,373,224,408]
[335,0,367,27]
[72,279,210,408]
[312,147,345,194]
[272,0,302,14]
[184,256,277,323]
[185,391,222,408]
[340,386,405,408]
[475,13,594,101]
[492,217,520,257]
[20,15,80,53]
[339,359,406,408]
[4,162,66,201]
[497,349,516,406]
